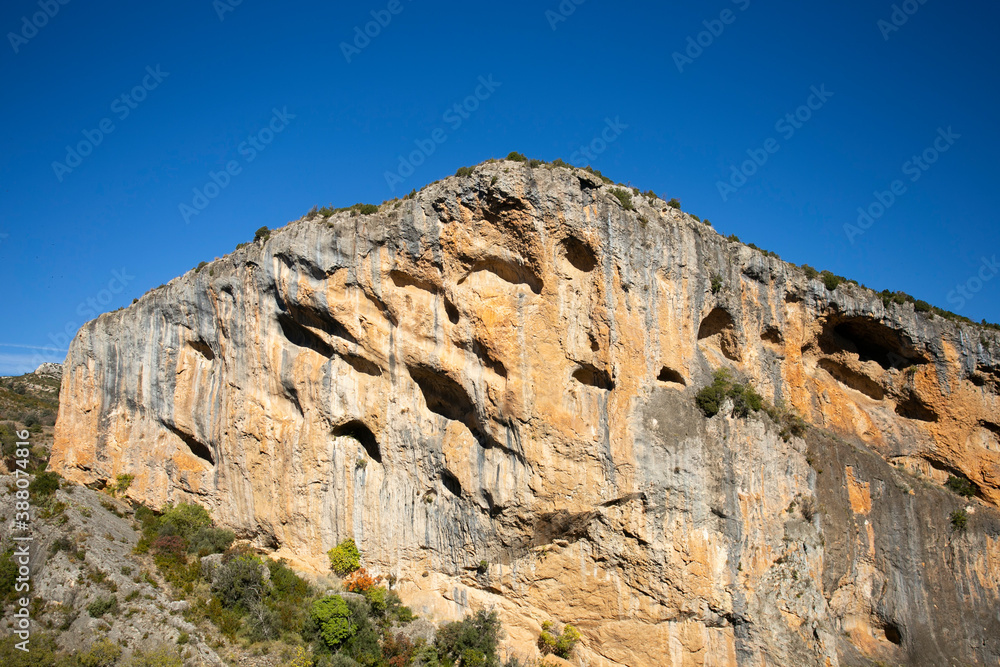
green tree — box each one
[312,595,355,649]
[78,638,122,667]
[435,610,503,667]
[156,502,213,540]
[328,539,362,576]
[212,555,266,612]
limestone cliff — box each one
[52,160,1000,666]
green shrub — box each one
[608,187,634,211]
[78,638,122,667]
[29,470,60,499]
[0,548,16,600]
[582,165,612,184]
[690,214,701,222]
[945,476,976,498]
[951,509,968,532]
[212,555,266,612]
[328,538,362,576]
[312,595,355,648]
[123,646,185,667]
[778,412,808,441]
[156,502,212,540]
[801,265,819,280]
[435,610,502,667]
[820,271,844,291]
[87,594,119,618]
[914,299,932,313]
[194,261,208,274]
[111,473,134,496]
[455,166,475,178]
[666,198,681,210]
[528,159,543,168]
[505,152,527,162]
[710,273,723,294]
[538,621,582,659]
[254,226,270,242]
[338,596,383,665]
[188,526,236,556]
[695,369,764,419]
[0,633,60,666]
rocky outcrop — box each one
[51,160,1000,666]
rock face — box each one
[51,161,1000,666]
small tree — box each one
[435,610,502,667]
[608,187,634,211]
[213,555,266,611]
[254,226,270,242]
[312,595,355,648]
[328,538,362,576]
[945,476,976,498]
[78,638,123,667]
[538,621,582,659]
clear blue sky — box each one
[2,0,998,375]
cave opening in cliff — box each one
[572,363,614,390]
[440,469,462,497]
[458,257,543,295]
[560,236,598,273]
[698,307,735,340]
[882,621,903,645]
[408,365,476,423]
[818,358,885,400]
[277,312,335,358]
[823,316,928,370]
[187,339,215,361]
[697,307,741,361]
[333,420,381,463]
[894,392,939,422]
[164,423,215,466]
[761,326,783,345]
[656,366,686,386]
